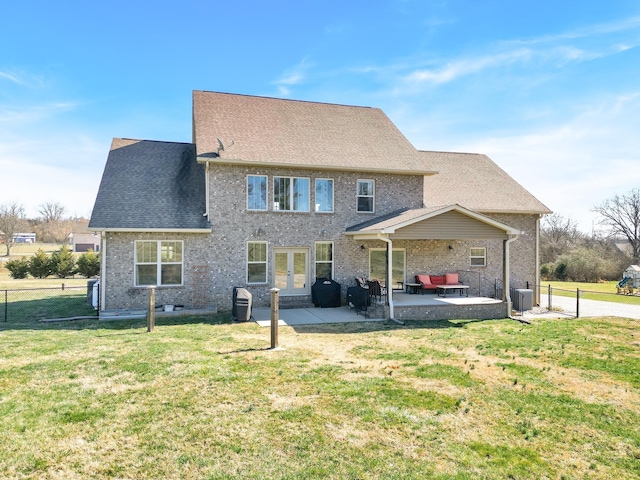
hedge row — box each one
[5,247,100,279]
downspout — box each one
[204,162,210,219]
[99,230,106,312]
[503,233,519,316]
[377,234,403,324]
[535,215,541,306]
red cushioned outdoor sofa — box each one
[415,273,462,292]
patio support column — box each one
[377,234,395,320]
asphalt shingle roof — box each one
[192,90,435,175]
[419,151,552,214]
[89,139,210,230]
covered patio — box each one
[345,204,522,321]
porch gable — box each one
[345,204,520,240]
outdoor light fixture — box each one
[360,245,366,250]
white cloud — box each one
[0,136,106,219]
[404,48,533,85]
[271,58,315,96]
[450,92,640,232]
[0,71,22,84]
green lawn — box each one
[0,314,638,479]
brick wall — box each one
[101,165,540,313]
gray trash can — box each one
[232,287,252,322]
[513,288,533,311]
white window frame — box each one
[470,247,487,267]
[134,240,184,287]
[273,176,310,212]
[315,241,334,280]
[247,175,267,211]
[315,178,334,213]
[357,179,375,213]
[247,241,268,284]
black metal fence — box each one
[0,283,99,323]
[524,284,640,318]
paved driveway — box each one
[538,295,640,319]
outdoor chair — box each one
[367,280,387,302]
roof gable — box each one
[89,139,210,231]
[346,204,520,240]
[192,91,436,175]
[420,151,551,215]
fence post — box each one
[147,287,155,332]
[62,283,65,291]
[576,288,580,318]
[270,288,279,349]
[547,284,552,311]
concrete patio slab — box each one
[252,306,385,327]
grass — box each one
[543,280,640,306]
[0,314,639,479]
[0,269,96,322]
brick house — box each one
[89,90,550,320]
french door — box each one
[273,248,309,295]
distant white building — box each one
[69,222,100,252]
[12,233,36,243]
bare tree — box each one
[38,202,66,224]
[0,203,26,256]
[37,202,71,243]
[593,188,640,261]
[540,213,580,264]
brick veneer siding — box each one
[101,232,214,310]
[389,302,508,321]
[101,164,540,314]
[101,166,425,310]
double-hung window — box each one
[315,241,334,279]
[470,247,487,267]
[247,241,268,283]
[135,240,183,286]
[357,179,375,213]
[273,176,310,212]
[247,175,267,211]
[315,178,334,213]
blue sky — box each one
[1,1,639,232]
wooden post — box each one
[270,288,279,349]
[147,287,155,332]
[576,288,580,319]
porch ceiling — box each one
[345,204,520,240]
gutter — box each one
[196,156,438,177]
[87,227,212,233]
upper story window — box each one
[135,240,183,286]
[315,178,334,213]
[273,176,310,212]
[357,179,375,213]
[247,175,267,211]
